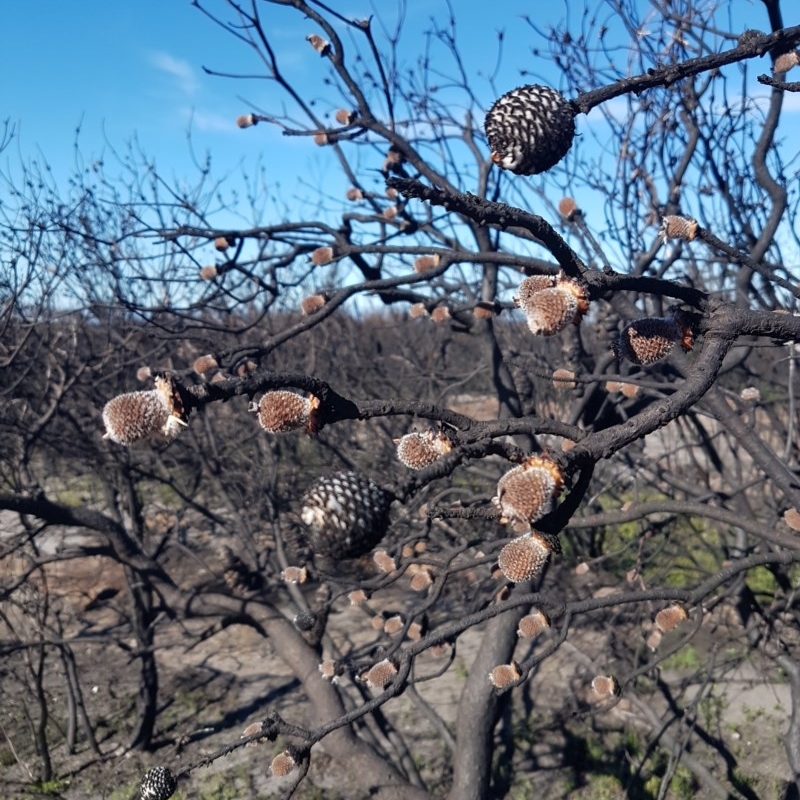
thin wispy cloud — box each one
[150,51,199,95]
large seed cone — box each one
[485,84,576,175]
[495,456,564,525]
[522,286,579,336]
[300,471,392,558]
[395,431,451,469]
[514,275,558,308]
[140,766,177,800]
[498,532,553,583]
[103,390,172,445]
[614,317,683,365]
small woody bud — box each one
[430,306,450,323]
[301,293,328,315]
[654,604,688,633]
[280,566,308,584]
[236,114,256,129]
[362,659,397,689]
[199,265,218,280]
[335,108,356,125]
[313,132,329,146]
[517,609,550,637]
[214,235,235,251]
[489,661,521,688]
[591,675,620,699]
[346,187,364,201]
[306,34,331,56]
[311,246,334,266]
[413,254,440,273]
[558,196,579,220]
[373,549,396,573]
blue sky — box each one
[2,1,792,222]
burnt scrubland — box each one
[2,1,800,798]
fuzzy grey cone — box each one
[485,84,576,175]
[139,766,176,800]
[300,471,392,557]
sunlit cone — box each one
[485,84,576,175]
[257,391,319,433]
[518,609,550,637]
[102,377,187,446]
[489,661,521,688]
[346,186,364,201]
[373,549,396,573]
[199,265,218,280]
[413,254,440,273]
[654,604,688,633]
[514,274,557,308]
[270,750,296,777]
[497,532,553,583]
[236,113,257,129]
[306,33,331,55]
[430,306,451,323]
[659,215,698,242]
[614,316,688,365]
[382,205,398,221]
[241,721,263,746]
[363,658,397,689]
[300,471,392,558]
[522,286,576,335]
[395,430,452,470]
[409,303,429,319]
[311,246,334,265]
[139,766,177,800]
[495,455,564,525]
[214,235,235,251]
[386,186,399,199]
[300,294,328,315]
[591,675,620,699]
[313,132,329,146]
[558,196,579,219]
[335,108,355,125]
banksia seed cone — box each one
[373,549,396,573]
[591,675,620,699]
[659,215,698,242]
[485,84,576,175]
[497,532,553,583]
[413,254,440,273]
[495,455,564,525]
[518,609,550,637]
[775,50,800,73]
[430,306,450,323]
[346,186,364,201]
[257,391,319,433]
[784,508,800,531]
[281,566,307,584]
[139,766,176,800]
[614,317,685,365]
[193,354,218,375]
[383,615,404,635]
[489,662,521,688]
[311,246,334,265]
[363,658,397,689]
[270,751,296,777]
[103,377,187,446]
[306,34,331,55]
[300,471,392,557]
[335,108,355,125]
[236,113,256,128]
[313,132,329,146]
[517,278,587,336]
[514,274,557,308]
[301,294,328,315]
[409,303,429,318]
[214,235,234,251]
[199,265,218,280]
[654,604,688,633]
[395,431,452,469]
[558,196,579,219]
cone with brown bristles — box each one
[497,531,554,583]
[256,391,320,434]
[495,455,564,525]
[614,315,693,365]
[395,430,452,469]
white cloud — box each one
[149,51,199,95]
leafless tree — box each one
[2,1,800,798]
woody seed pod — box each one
[395,431,452,470]
[363,659,397,689]
[313,132,329,146]
[413,254,440,273]
[306,34,331,56]
[280,566,307,584]
[346,186,364,201]
[514,275,557,308]
[497,531,553,583]
[236,114,256,129]
[335,108,355,125]
[659,215,698,242]
[214,235,235,251]
[517,609,550,637]
[373,549,396,573]
[257,391,318,433]
[311,246,334,265]
[270,751,296,777]
[485,84,576,175]
[591,675,620,699]
[614,317,686,365]
[139,766,177,800]
[300,471,392,558]
[383,615,404,635]
[199,265,218,280]
[489,662,521,688]
[430,306,451,323]
[495,455,564,525]
[654,604,688,633]
[558,196,579,219]
[301,294,328,315]
[193,354,218,375]
[775,50,800,73]
[409,302,429,318]
[521,284,584,336]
